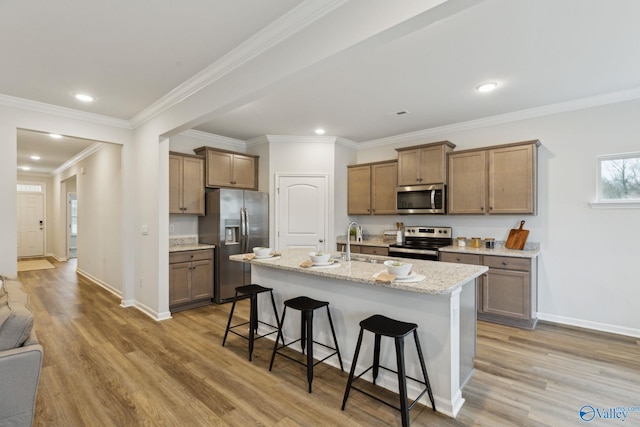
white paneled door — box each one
[17,193,44,257]
[276,174,328,251]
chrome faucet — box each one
[345,221,360,261]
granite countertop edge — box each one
[439,244,540,258]
[169,243,215,252]
[230,249,487,296]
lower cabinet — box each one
[169,249,214,312]
[440,252,538,329]
[336,243,389,256]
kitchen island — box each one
[230,249,487,418]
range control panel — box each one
[403,226,452,239]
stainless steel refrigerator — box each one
[198,189,269,303]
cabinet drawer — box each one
[337,243,361,253]
[483,255,530,272]
[360,246,388,256]
[169,249,213,264]
[440,252,481,265]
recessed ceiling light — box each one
[30,155,41,160]
[314,128,326,135]
[74,93,94,102]
[476,82,498,93]
[49,133,63,139]
[20,166,31,171]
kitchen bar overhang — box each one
[230,248,487,418]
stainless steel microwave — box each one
[396,184,446,214]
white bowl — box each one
[309,251,331,264]
[383,260,412,277]
[253,247,272,257]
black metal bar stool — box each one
[341,314,435,427]
[269,296,344,392]
[222,284,281,361]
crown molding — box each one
[52,142,106,176]
[0,94,131,129]
[359,86,640,149]
[180,129,245,151]
[260,135,339,144]
[335,137,358,149]
[130,0,349,129]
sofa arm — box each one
[0,344,43,427]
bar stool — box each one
[222,284,281,361]
[269,296,344,392]
[341,314,436,427]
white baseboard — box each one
[76,268,122,298]
[77,269,172,322]
[537,312,640,338]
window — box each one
[17,183,42,193]
[593,152,640,208]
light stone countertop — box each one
[230,248,487,295]
[439,243,540,258]
[169,243,215,252]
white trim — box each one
[262,135,338,144]
[589,201,640,209]
[180,129,245,151]
[130,0,349,128]
[76,268,122,298]
[537,312,640,338]
[0,93,131,128]
[359,86,640,148]
[51,142,106,176]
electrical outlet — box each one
[169,224,175,233]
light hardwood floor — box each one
[18,258,640,426]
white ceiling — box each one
[6,0,640,172]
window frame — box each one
[591,151,640,209]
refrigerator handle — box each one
[241,208,249,253]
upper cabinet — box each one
[194,146,258,190]
[169,152,205,215]
[348,160,397,215]
[448,140,539,215]
[396,141,456,186]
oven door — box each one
[388,246,439,261]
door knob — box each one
[319,239,324,243]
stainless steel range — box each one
[388,226,452,261]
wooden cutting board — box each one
[505,220,529,250]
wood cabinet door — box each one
[169,154,183,214]
[169,262,191,306]
[371,162,397,214]
[483,269,531,320]
[489,144,535,214]
[348,165,371,215]
[190,258,213,300]
[419,145,448,184]
[231,154,256,189]
[182,156,204,214]
[397,149,420,186]
[206,150,233,187]
[448,150,487,214]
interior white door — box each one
[17,193,45,257]
[276,175,328,251]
